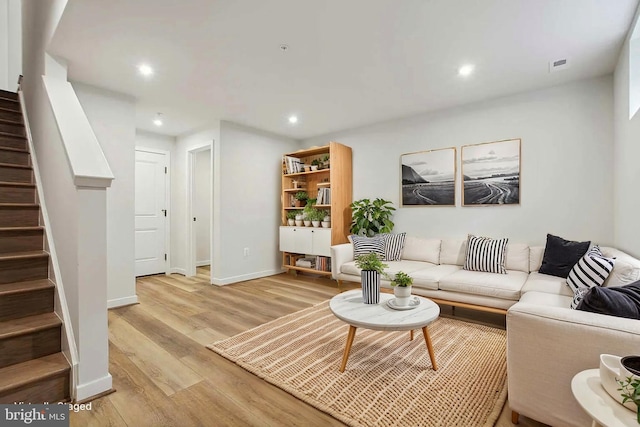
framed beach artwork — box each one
[461,138,521,206]
[400,147,456,206]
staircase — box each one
[0,89,70,403]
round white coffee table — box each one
[571,369,637,427]
[329,289,440,372]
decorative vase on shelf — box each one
[361,270,380,304]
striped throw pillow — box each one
[567,245,615,309]
[464,235,509,274]
[351,235,385,259]
[381,233,406,261]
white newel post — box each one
[75,186,112,401]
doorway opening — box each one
[187,144,212,279]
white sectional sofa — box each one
[331,237,640,426]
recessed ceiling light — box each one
[138,64,154,77]
[458,64,475,77]
[153,113,163,126]
[288,115,298,124]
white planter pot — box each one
[324,216,331,222]
[361,270,380,304]
[393,286,412,307]
[295,220,303,226]
[312,220,320,227]
[310,165,318,171]
[287,219,295,226]
[321,221,330,228]
[303,220,311,227]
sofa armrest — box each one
[507,302,640,427]
[331,243,353,280]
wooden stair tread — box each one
[0,279,53,294]
[0,118,22,126]
[0,353,69,393]
[0,203,38,208]
[0,131,25,140]
[0,147,28,154]
[0,226,43,232]
[0,182,35,188]
[0,313,60,340]
[0,97,19,105]
[0,106,19,114]
[0,251,48,261]
[0,163,31,170]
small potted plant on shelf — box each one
[321,212,331,228]
[310,159,321,171]
[294,191,308,207]
[295,211,304,226]
[321,154,330,169]
[355,252,388,304]
[286,210,298,226]
[391,271,413,307]
[309,208,325,227]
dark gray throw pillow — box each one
[538,234,590,278]
[577,281,640,320]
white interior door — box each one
[135,149,168,276]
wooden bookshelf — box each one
[280,142,353,275]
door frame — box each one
[134,146,171,275]
[186,143,213,277]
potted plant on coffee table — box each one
[391,271,413,307]
[355,252,388,304]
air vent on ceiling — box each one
[549,58,570,73]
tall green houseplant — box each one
[350,198,395,237]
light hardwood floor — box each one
[70,268,547,427]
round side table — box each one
[571,369,637,427]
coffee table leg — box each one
[339,326,357,373]
[410,330,414,341]
[422,326,437,371]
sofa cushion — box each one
[538,234,590,278]
[518,290,573,308]
[577,281,640,319]
[464,235,508,274]
[411,265,461,291]
[505,243,530,273]
[381,232,406,261]
[567,246,615,309]
[351,235,385,258]
[439,269,528,300]
[401,237,441,264]
[529,246,544,272]
[521,272,573,297]
[601,247,640,288]
[340,260,433,277]
[440,239,466,266]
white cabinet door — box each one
[279,227,312,253]
[280,226,331,256]
[311,228,331,257]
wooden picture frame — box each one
[461,138,521,206]
[400,147,456,206]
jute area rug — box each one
[207,300,507,427]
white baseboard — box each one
[107,295,139,309]
[169,268,186,275]
[211,269,281,286]
[75,373,113,402]
[196,260,210,267]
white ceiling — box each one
[49,0,639,140]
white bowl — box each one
[600,354,637,411]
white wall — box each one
[136,129,176,153]
[0,0,21,91]
[304,77,615,247]
[214,121,298,284]
[195,149,211,265]
[73,82,137,308]
[614,17,640,258]
[173,127,218,274]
